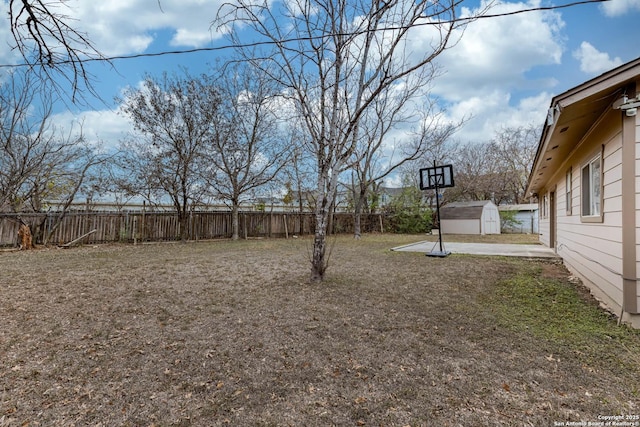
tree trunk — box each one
[353,185,367,240]
[311,207,329,282]
[231,202,240,240]
[297,186,304,236]
[179,213,189,241]
[18,223,34,250]
[310,174,334,281]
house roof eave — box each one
[526,57,640,198]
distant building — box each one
[378,186,406,207]
[439,200,501,235]
[498,204,539,234]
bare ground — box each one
[1,234,639,426]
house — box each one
[439,200,500,235]
[526,57,640,327]
[498,204,539,234]
[378,186,406,207]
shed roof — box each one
[440,200,495,220]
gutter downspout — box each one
[622,83,639,316]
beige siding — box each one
[552,117,625,316]
[636,123,640,315]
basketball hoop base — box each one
[427,250,451,258]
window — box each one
[565,168,572,216]
[581,153,602,219]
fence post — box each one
[284,214,288,239]
[243,213,248,240]
[133,216,138,245]
[142,201,146,242]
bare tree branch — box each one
[9,0,108,103]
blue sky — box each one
[1,0,639,154]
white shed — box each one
[439,201,501,235]
[498,204,539,234]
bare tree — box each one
[0,70,108,246]
[447,141,499,202]
[218,0,471,281]
[0,71,82,214]
[37,143,112,245]
[118,72,221,241]
[8,0,107,102]
[0,71,54,213]
[491,125,540,204]
[206,62,290,240]
[447,125,539,205]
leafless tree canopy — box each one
[118,72,221,240]
[401,125,540,207]
[0,70,108,244]
[205,62,290,240]
[350,96,460,238]
[448,125,540,205]
[1,71,82,211]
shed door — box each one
[483,207,500,234]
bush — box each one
[386,208,432,234]
[384,186,433,234]
[499,209,522,233]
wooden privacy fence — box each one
[0,211,385,247]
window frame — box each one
[580,147,604,223]
[565,167,572,216]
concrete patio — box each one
[392,241,558,258]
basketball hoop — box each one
[418,162,455,257]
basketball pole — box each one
[434,161,444,254]
[426,160,450,257]
[418,162,453,257]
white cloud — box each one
[64,0,226,56]
[405,0,565,142]
[444,90,550,143]
[0,1,224,61]
[172,28,217,47]
[423,0,564,103]
[600,0,640,16]
[572,42,623,75]
[52,109,131,151]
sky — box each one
[1,0,639,163]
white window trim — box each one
[581,148,603,223]
[566,168,572,216]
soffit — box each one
[527,91,617,194]
[527,58,640,196]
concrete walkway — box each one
[392,241,559,258]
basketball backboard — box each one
[419,164,454,190]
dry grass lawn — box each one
[1,234,639,426]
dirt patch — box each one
[1,235,638,426]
